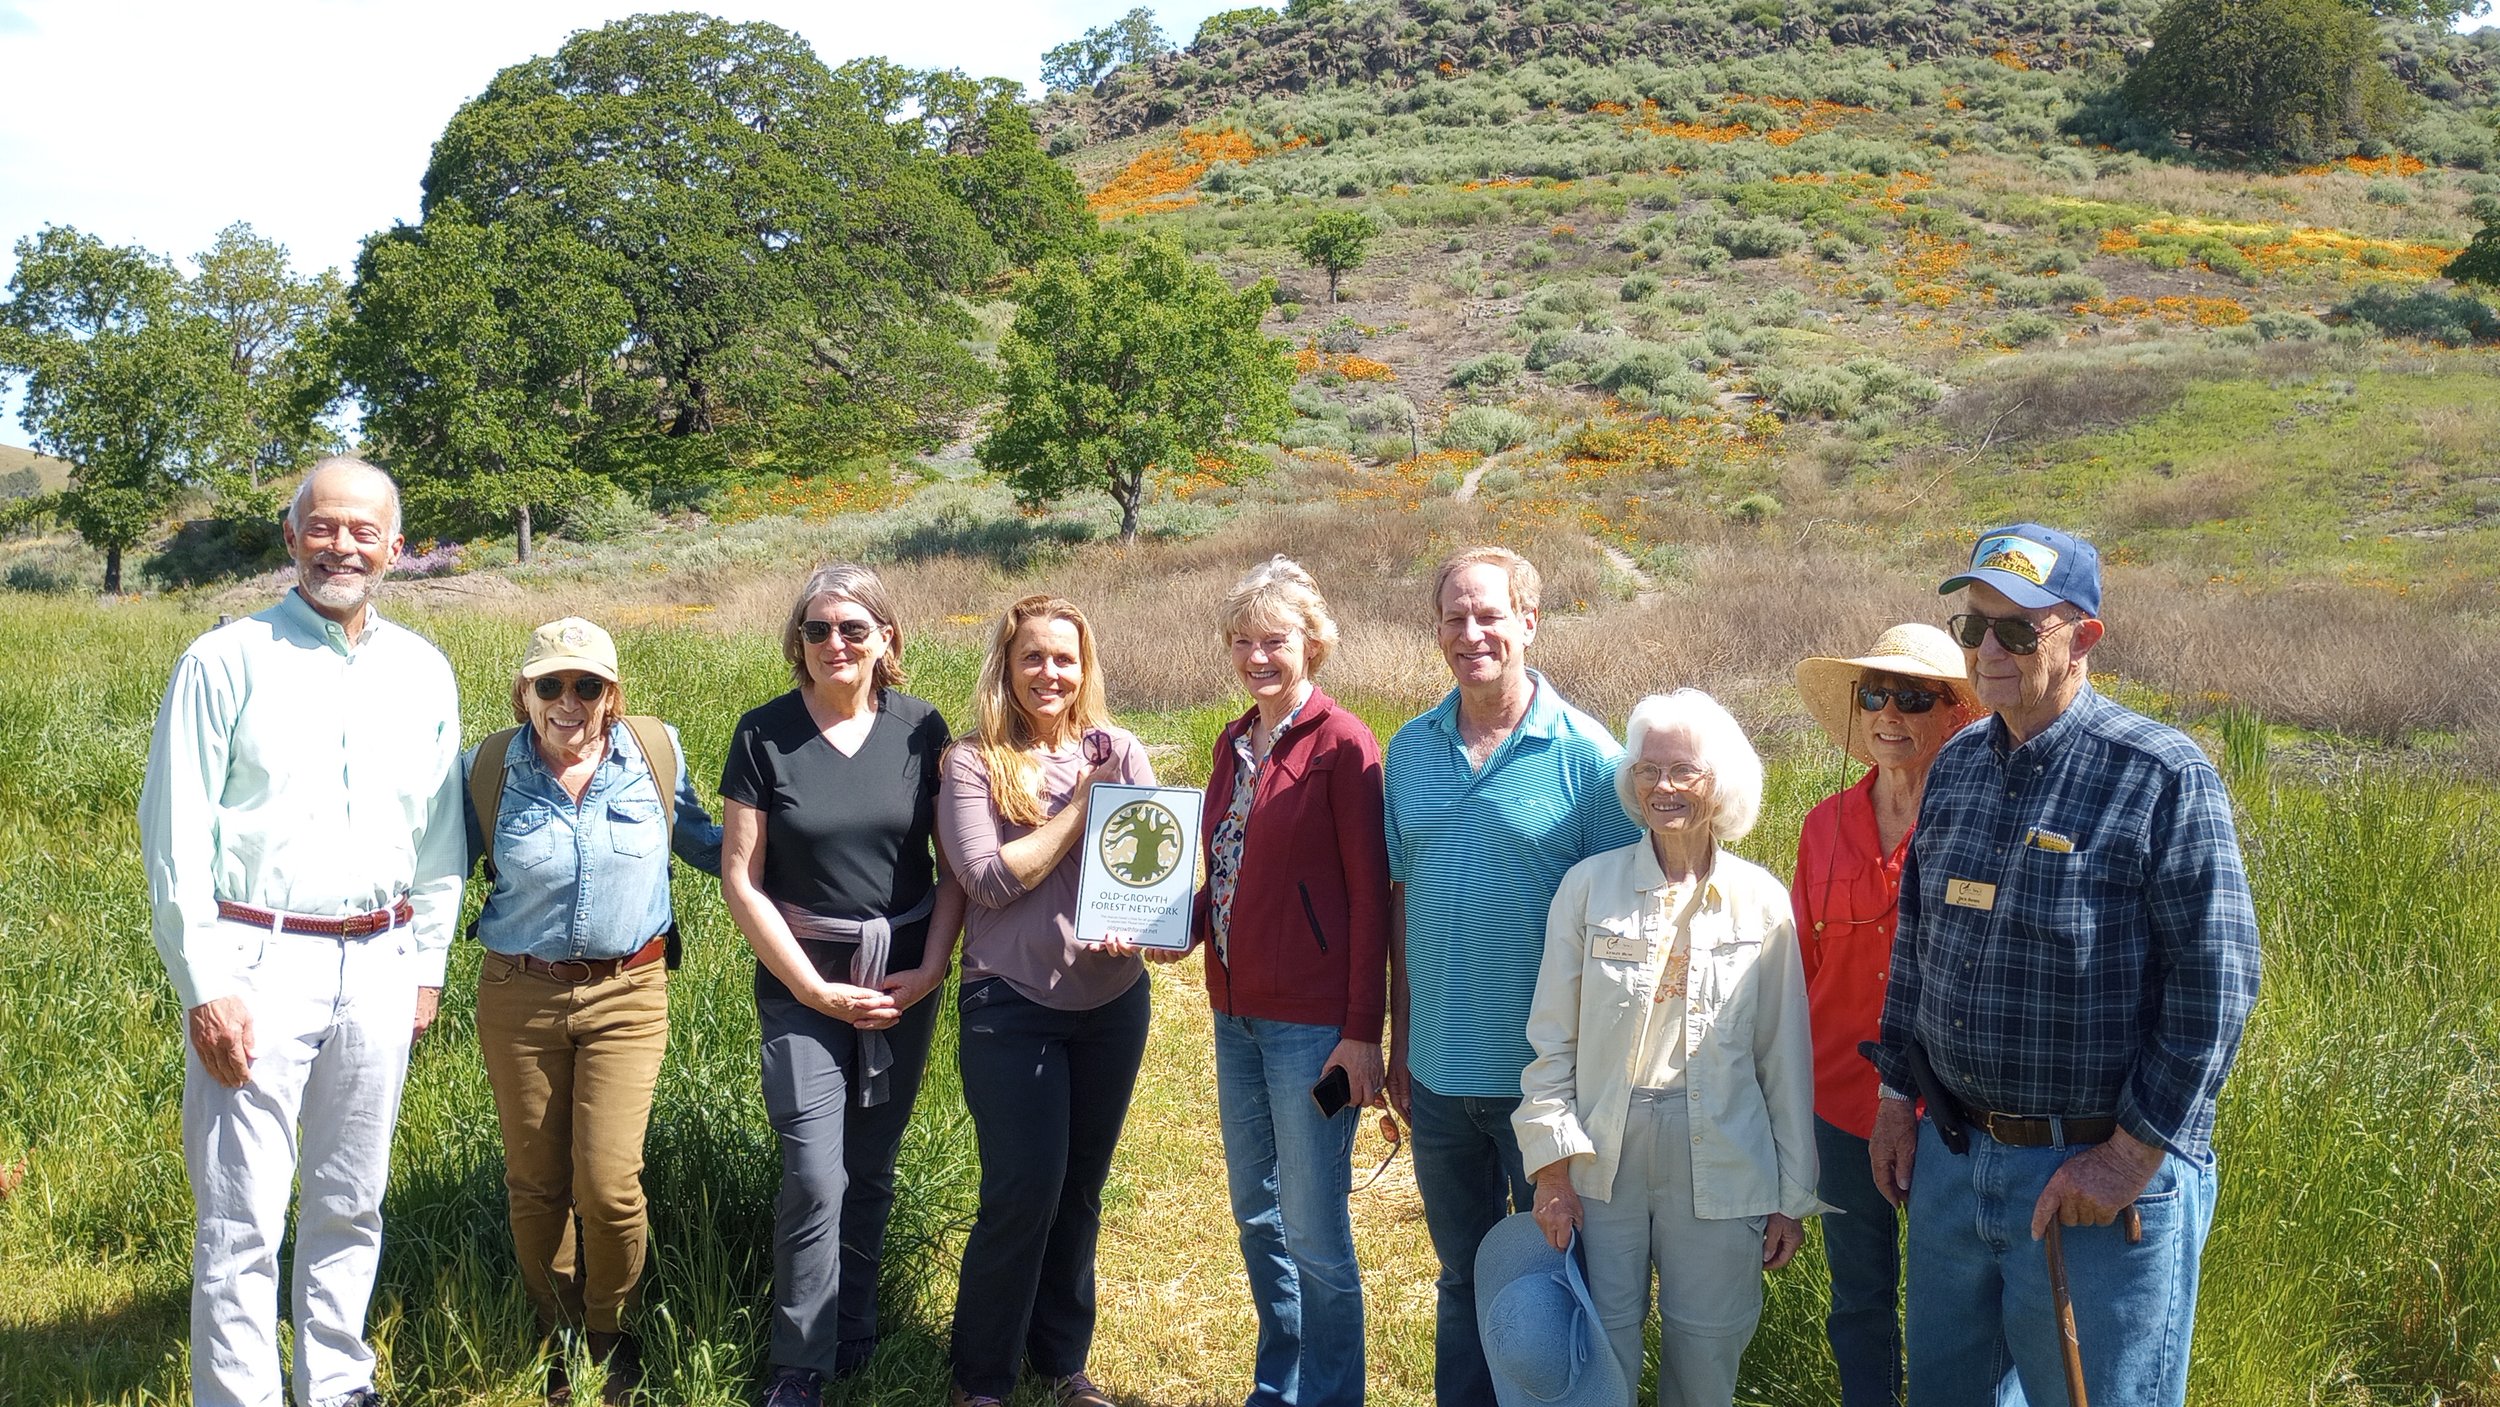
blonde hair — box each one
[1431,545,1541,620]
[1218,555,1341,675]
[969,594,1111,826]
[781,563,908,691]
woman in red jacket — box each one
[1192,556,1391,1407]
[1790,623,1981,1407]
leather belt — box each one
[1965,1107,2117,1148]
[495,935,667,984]
[216,898,412,938]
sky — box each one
[0,0,1233,447]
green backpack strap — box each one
[467,726,523,882]
[621,715,679,836]
[620,714,685,970]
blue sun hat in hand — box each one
[1939,521,2102,617]
[1475,1212,1630,1407]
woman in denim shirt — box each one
[464,616,722,1405]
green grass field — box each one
[1,596,2494,1406]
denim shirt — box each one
[463,721,724,961]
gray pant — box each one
[756,963,940,1376]
[1579,1090,1768,1407]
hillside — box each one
[0,444,68,493]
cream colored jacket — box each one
[1514,839,1829,1219]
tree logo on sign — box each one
[1099,799,1183,888]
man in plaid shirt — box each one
[1868,523,2261,1407]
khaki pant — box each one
[476,950,669,1335]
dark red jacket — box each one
[1191,686,1392,1042]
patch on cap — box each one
[560,622,590,650]
[1972,533,2058,587]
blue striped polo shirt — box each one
[1385,671,1641,1098]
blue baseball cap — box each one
[1939,522,2101,616]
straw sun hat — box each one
[1794,623,1971,767]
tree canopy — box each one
[1294,212,1380,303]
[2443,195,2500,288]
[980,237,1292,545]
[0,227,226,592]
[186,224,345,493]
[2122,0,2415,161]
[364,13,1079,533]
[1042,8,1171,93]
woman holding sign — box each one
[938,594,1162,1407]
[1190,557,1390,1407]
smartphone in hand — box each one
[1310,1065,1353,1118]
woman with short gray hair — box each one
[1514,688,1823,1407]
[1189,556,1388,1407]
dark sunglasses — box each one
[1857,684,1947,714]
[1947,611,2071,656]
[800,619,880,646]
[532,674,608,702]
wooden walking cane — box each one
[2044,1207,2145,1407]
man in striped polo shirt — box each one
[1384,546,1643,1407]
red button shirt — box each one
[1791,771,1909,1140]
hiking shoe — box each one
[759,1366,823,1407]
[947,1384,1007,1407]
[588,1331,643,1405]
[1050,1371,1115,1407]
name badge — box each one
[1945,879,1998,911]
[1592,929,1650,962]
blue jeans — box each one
[1214,1015,1365,1407]
[1905,1118,2216,1407]
[1815,1118,1903,1407]
[1408,1077,1532,1407]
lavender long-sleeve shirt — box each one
[940,729,1156,1011]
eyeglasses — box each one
[800,619,880,646]
[532,675,608,702]
[1857,684,1948,714]
[1630,761,1713,790]
[1357,1111,1404,1193]
[1947,612,2072,656]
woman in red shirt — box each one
[1190,556,1390,1407]
[1790,624,1980,1407]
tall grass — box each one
[2,595,2494,1406]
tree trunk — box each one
[1327,268,1341,303]
[1115,469,1141,545]
[516,502,533,565]
[103,544,122,595]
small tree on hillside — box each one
[2122,0,2414,161]
[0,226,222,592]
[1294,212,1379,304]
[2443,196,2500,288]
[1042,8,1171,93]
[981,236,1292,545]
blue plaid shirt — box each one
[1872,686,2261,1163]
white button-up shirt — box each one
[138,591,465,1008]
[1515,839,1828,1220]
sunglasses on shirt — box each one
[532,675,608,702]
[1857,684,1948,714]
[800,619,880,646]
[1947,611,2072,656]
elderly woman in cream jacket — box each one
[1514,688,1825,1407]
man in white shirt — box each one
[139,457,464,1407]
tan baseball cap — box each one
[518,616,619,683]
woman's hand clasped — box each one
[878,962,947,1013]
[809,980,901,1030]
[1531,1166,1584,1252]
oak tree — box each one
[981,236,1292,545]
